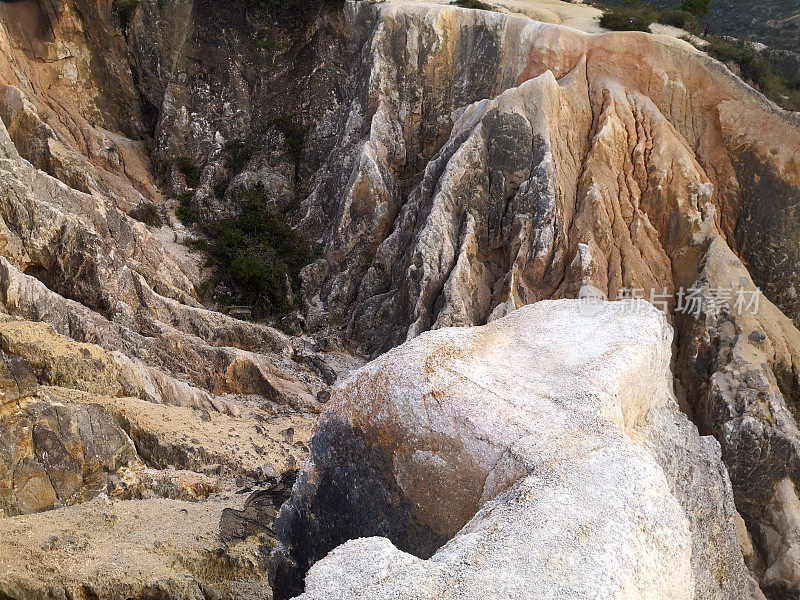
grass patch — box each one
[599,1,658,32]
[451,0,494,10]
[175,157,202,188]
[199,184,314,318]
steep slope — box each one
[0,2,348,597]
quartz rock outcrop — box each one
[273,300,761,600]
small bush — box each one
[232,0,343,24]
[129,201,162,227]
[272,115,307,158]
[600,1,658,32]
[118,0,140,18]
[224,140,255,172]
[214,180,230,199]
[175,157,202,188]
[255,38,278,51]
[451,0,494,10]
[199,184,313,318]
[230,255,272,292]
[175,192,198,226]
[657,8,700,35]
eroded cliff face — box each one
[0,1,351,597]
[0,0,799,598]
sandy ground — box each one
[494,0,604,33]
[0,493,271,599]
[45,386,314,478]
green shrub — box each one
[129,201,162,227]
[451,0,494,10]
[214,180,230,199]
[255,38,278,51]
[175,157,202,188]
[175,192,198,226]
[704,36,800,112]
[679,0,711,17]
[232,0,343,23]
[599,1,658,32]
[230,255,272,292]
[272,115,307,158]
[224,140,255,172]
[118,0,140,20]
[657,8,700,35]
[199,184,313,318]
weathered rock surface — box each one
[0,396,137,516]
[0,4,347,597]
[0,0,798,598]
[292,3,799,358]
[273,300,761,599]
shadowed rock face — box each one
[733,148,800,330]
[271,416,450,599]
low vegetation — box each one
[451,0,495,10]
[704,36,800,111]
[175,157,202,188]
[657,7,700,35]
[128,201,162,227]
[599,1,659,32]
[232,0,344,23]
[224,140,256,172]
[174,192,198,226]
[255,38,278,51]
[595,0,799,112]
[117,0,140,21]
[597,0,706,33]
[194,184,314,318]
[272,115,307,158]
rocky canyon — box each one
[0,0,798,598]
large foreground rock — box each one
[272,300,761,599]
